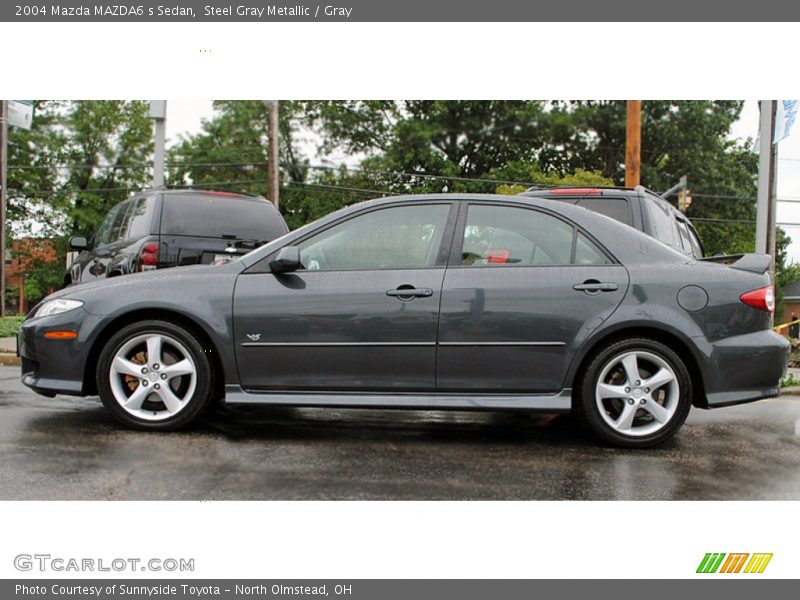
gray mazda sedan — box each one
[18,194,789,447]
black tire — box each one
[96,319,215,431]
[577,337,692,448]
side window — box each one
[646,202,679,250]
[461,205,572,266]
[298,204,451,271]
[675,218,703,258]
[107,200,132,244]
[93,202,127,247]
[675,219,693,255]
[126,195,155,239]
[575,232,612,265]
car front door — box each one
[233,202,456,392]
[436,202,629,393]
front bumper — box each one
[18,308,98,397]
[700,329,790,408]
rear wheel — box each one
[578,338,692,448]
[96,320,214,430]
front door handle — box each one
[573,281,619,292]
[386,287,434,299]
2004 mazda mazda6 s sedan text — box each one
[17,194,790,447]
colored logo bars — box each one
[696,553,773,574]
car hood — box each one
[40,262,242,309]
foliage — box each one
[780,373,800,388]
[6,101,153,306]
[496,168,614,195]
[0,316,25,338]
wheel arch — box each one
[568,324,708,409]
[82,308,226,400]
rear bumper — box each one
[700,329,789,408]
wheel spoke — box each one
[642,400,670,423]
[124,383,150,411]
[615,402,638,431]
[160,359,194,379]
[597,383,628,400]
[620,354,640,386]
[112,356,143,378]
[157,385,183,414]
[146,335,163,366]
[643,367,675,392]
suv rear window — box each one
[574,197,632,226]
[161,194,287,241]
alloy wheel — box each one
[108,333,197,421]
[594,350,680,437]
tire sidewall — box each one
[579,338,693,448]
[97,319,212,431]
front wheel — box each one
[96,320,215,430]
[577,338,692,448]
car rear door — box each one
[233,201,457,392]
[436,201,629,393]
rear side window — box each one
[646,202,679,250]
[460,205,612,267]
[160,194,287,241]
[126,195,156,239]
[575,197,632,226]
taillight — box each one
[740,286,774,312]
[138,242,159,271]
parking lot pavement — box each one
[1,365,799,500]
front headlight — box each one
[33,299,84,319]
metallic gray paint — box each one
[19,193,790,414]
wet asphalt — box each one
[1,366,799,500]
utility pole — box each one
[756,100,778,282]
[0,100,8,317]
[267,100,280,209]
[150,101,167,188]
[625,100,642,188]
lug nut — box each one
[635,380,641,386]
[142,380,149,387]
[624,387,631,393]
[161,373,167,380]
[154,384,160,390]
[141,367,148,374]
[627,398,634,405]
[644,387,650,393]
[640,399,646,405]
[153,363,160,370]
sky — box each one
[165,100,800,263]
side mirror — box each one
[269,246,302,274]
[69,236,88,251]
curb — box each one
[0,353,20,367]
[779,386,800,396]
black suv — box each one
[518,186,704,258]
[67,189,289,285]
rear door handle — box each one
[386,287,434,299]
[573,281,619,292]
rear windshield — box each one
[547,196,633,226]
[161,194,287,241]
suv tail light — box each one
[740,286,774,312]
[138,242,159,272]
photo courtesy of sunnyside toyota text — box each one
[0,0,799,593]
